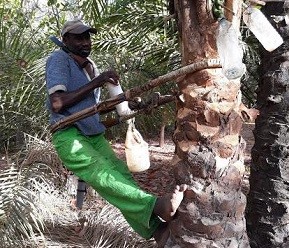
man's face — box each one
[63,31,92,57]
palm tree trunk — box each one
[246,3,289,247]
[165,0,249,246]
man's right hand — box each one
[50,70,121,113]
[95,70,119,87]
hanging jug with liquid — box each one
[216,18,245,80]
[125,120,150,172]
[243,6,283,52]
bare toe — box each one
[154,184,187,222]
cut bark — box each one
[246,3,289,247]
[164,0,249,247]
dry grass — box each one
[36,189,157,248]
[0,133,157,248]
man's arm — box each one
[50,70,119,113]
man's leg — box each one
[52,127,187,240]
[52,127,161,239]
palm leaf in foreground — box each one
[0,132,64,248]
[0,163,52,247]
[1,132,157,247]
[42,198,157,248]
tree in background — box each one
[0,0,56,147]
[246,2,289,247]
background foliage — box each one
[0,0,260,148]
[0,0,182,148]
[0,0,262,246]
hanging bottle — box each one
[216,18,245,80]
[106,81,132,116]
[243,6,283,52]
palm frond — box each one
[0,132,67,247]
[91,0,179,68]
[0,163,48,247]
[42,199,157,248]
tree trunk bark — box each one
[165,0,249,246]
[246,3,289,247]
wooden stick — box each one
[49,59,221,133]
[124,59,221,100]
[223,0,234,22]
[102,93,178,128]
[50,95,125,133]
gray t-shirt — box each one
[45,49,106,135]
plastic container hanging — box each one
[216,18,245,80]
[125,119,150,172]
[106,81,131,116]
[243,6,283,52]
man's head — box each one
[61,20,97,58]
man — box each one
[45,19,187,245]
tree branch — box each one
[49,59,221,133]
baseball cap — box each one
[61,20,97,37]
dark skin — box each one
[50,31,119,113]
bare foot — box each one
[153,184,187,222]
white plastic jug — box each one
[125,120,150,172]
[243,6,283,52]
[216,18,245,80]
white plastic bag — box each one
[125,120,150,172]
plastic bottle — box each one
[243,6,283,52]
[216,18,245,80]
[106,81,131,116]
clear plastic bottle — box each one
[216,18,245,80]
[243,6,283,52]
[106,81,131,116]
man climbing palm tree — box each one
[45,19,187,246]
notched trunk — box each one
[169,135,247,245]
[246,3,289,248]
[165,0,249,247]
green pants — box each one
[52,126,161,239]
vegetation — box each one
[0,0,179,245]
[0,0,262,246]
